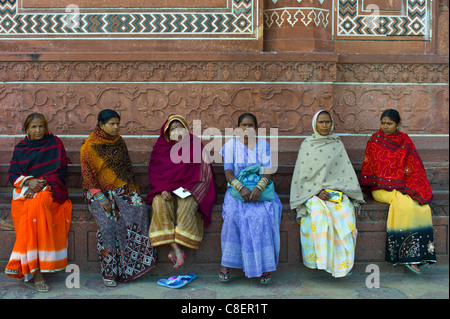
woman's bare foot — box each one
[169,243,186,269]
[174,250,186,269]
[168,249,176,264]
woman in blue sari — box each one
[219,113,282,284]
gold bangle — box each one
[231,179,244,192]
[256,177,269,191]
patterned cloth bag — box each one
[230,163,275,202]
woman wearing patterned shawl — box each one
[81,109,157,287]
[147,115,216,269]
[360,109,436,275]
[290,110,364,278]
[5,113,72,292]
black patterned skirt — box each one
[86,187,158,282]
[372,189,437,265]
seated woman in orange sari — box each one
[360,109,437,275]
[5,113,72,292]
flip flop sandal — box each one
[218,270,230,282]
[5,269,19,275]
[259,272,271,284]
[157,275,189,289]
[405,264,422,275]
[166,273,197,284]
[177,273,197,283]
[103,278,117,287]
[34,280,49,292]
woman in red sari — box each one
[147,115,216,269]
[5,113,72,292]
[360,109,436,275]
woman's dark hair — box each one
[237,113,258,128]
[98,109,121,125]
[23,113,48,133]
[381,109,401,124]
[318,110,332,118]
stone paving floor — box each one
[0,263,448,301]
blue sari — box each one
[220,138,282,278]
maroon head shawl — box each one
[146,116,216,227]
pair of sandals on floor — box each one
[103,250,188,287]
[219,267,271,284]
[103,273,197,289]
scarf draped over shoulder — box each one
[8,133,71,203]
[290,111,364,219]
[80,126,139,194]
[146,115,216,228]
[360,129,432,205]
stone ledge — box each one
[0,190,448,272]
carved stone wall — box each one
[0,59,447,141]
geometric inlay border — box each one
[0,0,257,39]
[264,7,330,29]
[334,0,431,40]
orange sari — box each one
[7,191,71,280]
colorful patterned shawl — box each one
[146,115,216,227]
[8,133,71,203]
[360,129,432,205]
[81,125,139,194]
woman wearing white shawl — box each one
[290,110,365,278]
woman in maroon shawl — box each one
[147,115,216,268]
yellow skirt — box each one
[372,189,436,265]
[149,195,203,249]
